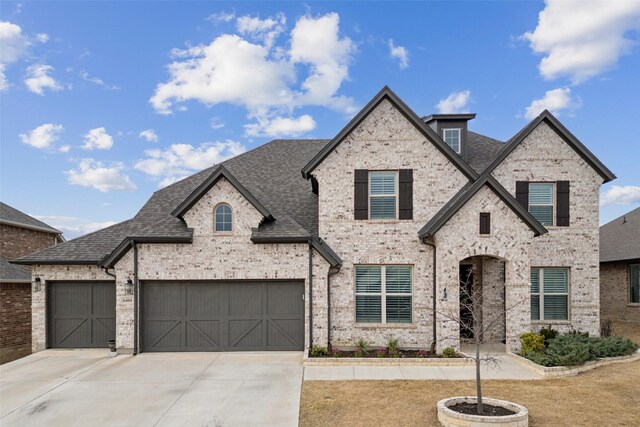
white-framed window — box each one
[214,203,232,232]
[529,183,554,226]
[629,264,640,304]
[355,265,412,324]
[531,267,569,321]
[443,128,461,153]
[369,171,397,220]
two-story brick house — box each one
[1,202,62,362]
[14,87,614,354]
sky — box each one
[1,1,639,239]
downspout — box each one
[133,241,139,356]
[102,267,116,279]
[423,239,438,354]
[308,241,313,352]
[326,266,340,350]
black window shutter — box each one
[354,169,369,220]
[516,181,529,210]
[479,212,491,234]
[556,181,570,226]
[399,169,413,220]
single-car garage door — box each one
[142,281,304,352]
[48,281,116,348]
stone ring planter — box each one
[437,397,528,427]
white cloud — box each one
[138,129,158,142]
[436,90,471,114]
[601,185,640,207]
[0,21,29,64]
[79,70,119,90]
[158,175,189,189]
[32,214,118,238]
[151,12,356,137]
[289,13,357,113]
[244,114,316,137]
[66,159,137,192]
[524,87,581,120]
[236,13,286,49]
[82,127,114,150]
[36,33,49,43]
[210,116,225,129]
[388,39,409,69]
[0,64,7,91]
[24,64,63,95]
[134,140,246,183]
[206,11,236,24]
[59,145,70,153]
[522,1,640,84]
[19,123,64,149]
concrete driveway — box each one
[0,349,303,427]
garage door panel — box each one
[48,282,115,348]
[142,281,303,352]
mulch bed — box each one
[449,402,516,416]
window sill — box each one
[354,323,417,329]
[531,320,571,325]
[627,303,640,307]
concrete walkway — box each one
[1,349,303,427]
[303,354,542,381]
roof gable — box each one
[418,174,547,239]
[172,165,273,220]
[484,110,615,183]
[301,86,478,180]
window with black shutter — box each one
[399,169,413,220]
[556,181,570,226]
[479,212,490,235]
[354,169,369,220]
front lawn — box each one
[300,359,640,426]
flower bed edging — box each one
[437,397,528,427]
[303,356,473,366]
[508,349,640,378]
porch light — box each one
[125,278,134,295]
[33,276,42,292]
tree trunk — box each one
[474,283,483,415]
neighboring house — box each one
[1,202,63,363]
[13,87,615,355]
[600,207,640,322]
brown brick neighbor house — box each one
[600,207,640,323]
[13,87,615,355]
[1,202,62,363]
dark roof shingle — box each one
[0,257,31,282]
[600,207,640,263]
[0,202,61,234]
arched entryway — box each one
[459,255,507,352]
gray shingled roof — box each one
[15,139,328,265]
[0,202,61,234]
[467,131,506,173]
[600,207,640,263]
[0,257,31,282]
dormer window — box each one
[443,128,461,153]
[215,203,232,232]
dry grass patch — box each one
[300,359,640,426]
[613,319,640,344]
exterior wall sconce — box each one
[33,276,42,293]
[125,278,134,295]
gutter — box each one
[422,238,438,353]
[308,241,313,352]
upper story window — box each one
[369,171,397,220]
[630,264,640,304]
[528,183,554,226]
[214,203,232,232]
[443,128,461,153]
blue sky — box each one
[1,1,639,238]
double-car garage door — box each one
[47,280,304,352]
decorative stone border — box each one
[509,350,640,378]
[303,356,474,366]
[437,396,528,427]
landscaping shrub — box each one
[386,337,400,357]
[442,347,457,358]
[539,325,559,346]
[310,345,328,357]
[354,338,371,357]
[522,333,638,367]
[520,332,545,355]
